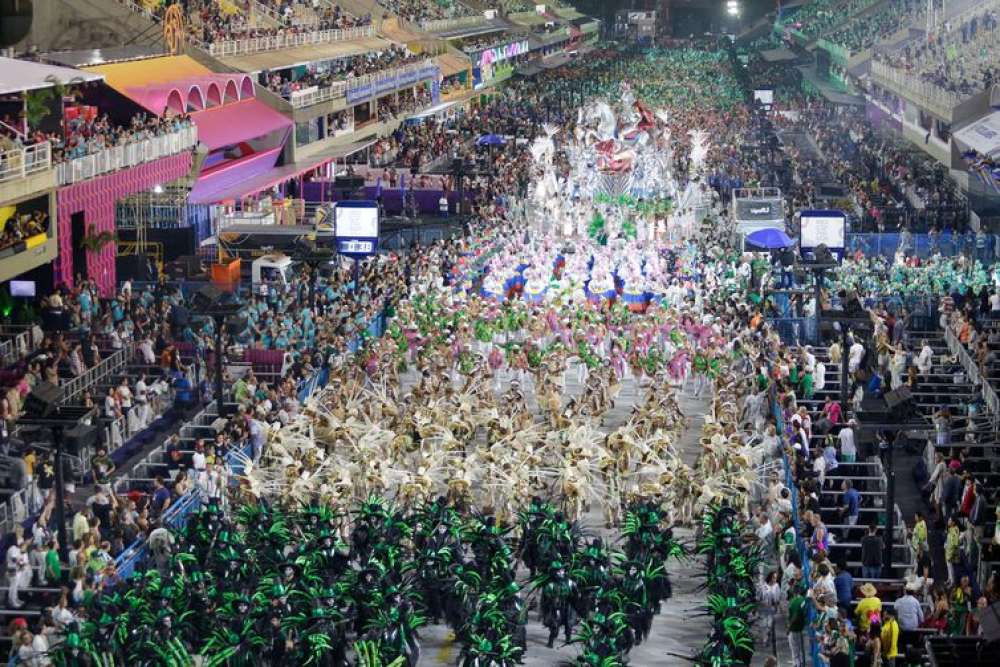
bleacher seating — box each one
[825,0,924,54]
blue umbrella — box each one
[746,228,794,249]
[476,133,506,146]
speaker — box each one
[64,423,99,456]
[23,381,63,418]
[192,283,226,311]
[981,600,1000,642]
[885,386,914,413]
[164,255,202,280]
[116,255,156,282]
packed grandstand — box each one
[0,1,999,666]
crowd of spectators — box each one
[749,293,1000,667]
[780,0,872,41]
[0,107,192,168]
[458,33,514,54]
[137,0,371,47]
[0,211,49,253]
[377,0,474,24]
[262,46,422,98]
[875,7,1000,98]
[826,0,924,53]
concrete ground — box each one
[402,366,791,666]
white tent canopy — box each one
[0,58,104,96]
[954,111,1000,159]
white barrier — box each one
[207,25,375,57]
[55,125,198,186]
[0,142,52,184]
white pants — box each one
[788,631,804,667]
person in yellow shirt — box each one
[880,607,899,666]
[855,582,883,633]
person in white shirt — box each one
[802,346,816,373]
[103,388,119,419]
[814,360,826,392]
[990,291,1000,314]
[6,540,24,608]
[191,442,207,479]
[916,339,934,375]
[848,339,865,374]
[117,378,133,416]
[197,462,223,503]
[139,337,156,365]
[109,327,123,351]
[839,420,857,462]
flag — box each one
[375,176,382,198]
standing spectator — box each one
[151,476,171,517]
[895,579,924,635]
[945,515,962,585]
[91,445,115,493]
[880,607,899,666]
[758,571,781,650]
[787,585,807,667]
[834,560,854,614]
[839,420,857,462]
[856,582,883,634]
[840,480,861,526]
[861,523,884,579]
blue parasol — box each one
[476,133,506,147]
[746,228,794,249]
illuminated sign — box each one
[477,41,529,69]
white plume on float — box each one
[521,87,713,244]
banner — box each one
[346,65,440,105]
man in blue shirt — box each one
[151,476,171,517]
[840,479,861,526]
[834,560,855,615]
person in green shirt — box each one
[43,539,61,586]
[801,369,815,400]
[787,585,807,667]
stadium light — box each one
[727,4,741,16]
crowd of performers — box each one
[47,42,796,667]
[59,494,686,666]
[52,231,783,665]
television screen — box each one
[10,280,36,297]
[753,89,774,106]
[800,210,846,252]
[335,203,379,239]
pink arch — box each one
[239,76,254,99]
[166,89,185,113]
[205,82,222,107]
[224,80,239,102]
[186,86,205,111]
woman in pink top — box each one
[822,396,842,425]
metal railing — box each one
[55,125,198,186]
[0,327,34,367]
[289,80,348,107]
[870,60,962,119]
[419,15,489,33]
[207,24,375,57]
[62,345,132,403]
[945,324,999,419]
[0,141,52,184]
